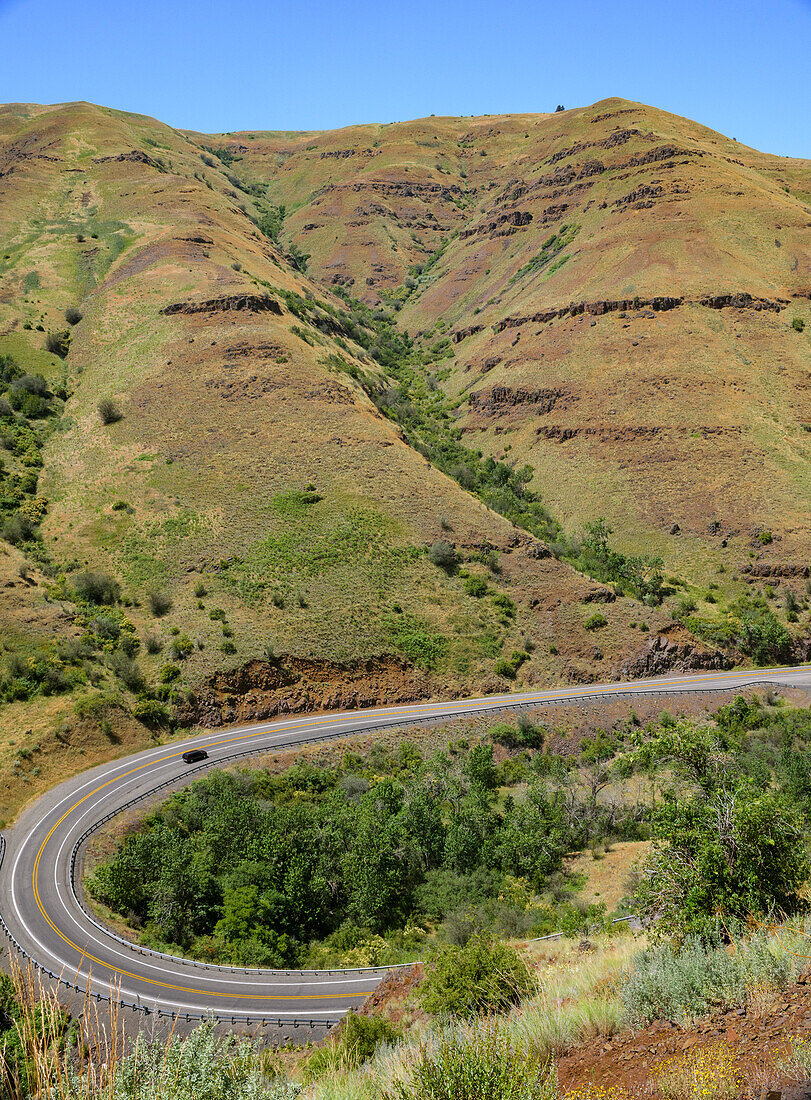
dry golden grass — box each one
[564,841,650,914]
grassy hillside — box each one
[0,98,808,819]
[0,101,709,820]
[211,99,811,594]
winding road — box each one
[1,664,810,1027]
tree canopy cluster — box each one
[89,742,584,966]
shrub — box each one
[110,1021,287,1100]
[421,934,534,1017]
[132,698,172,727]
[464,575,489,598]
[118,630,140,657]
[64,306,83,325]
[384,1024,556,1100]
[792,317,806,333]
[148,590,172,617]
[621,931,796,1025]
[108,652,144,692]
[2,513,36,545]
[490,715,545,750]
[584,612,608,631]
[303,1011,399,1081]
[170,633,194,659]
[221,640,237,654]
[428,540,457,570]
[193,581,207,598]
[144,634,162,654]
[495,650,529,679]
[45,330,70,358]
[97,398,122,425]
[72,570,121,605]
[491,592,515,616]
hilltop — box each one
[0,98,808,816]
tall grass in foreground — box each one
[0,960,298,1100]
[5,923,811,1100]
[381,1024,556,1100]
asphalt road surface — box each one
[2,664,810,1025]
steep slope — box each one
[0,100,671,786]
[209,99,811,594]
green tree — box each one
[466,743,497,791]
[635,787,809,940]
[496,781,568,887]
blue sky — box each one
[0,0,808,156]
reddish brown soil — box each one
[558,975,811,1098]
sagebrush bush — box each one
[72,570,121,606]
[45,330,70,358]
[621,931,798,1024]
[108,651,144,692]
[2,513,36,545]
[107,1021,299,1100]
[148,590,172,616]
[427,540,457,570]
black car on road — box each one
[181,749,208,764]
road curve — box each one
[1,664,810,1026]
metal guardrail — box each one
[0,678,786,1026]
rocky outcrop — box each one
[176,656,442,727]
[582,587,617,603]
[699,292,786,312]
[740,562,809,578]
[452,324,484,344]
[469,385,571,416]
[618,630,733,679]
[491,290,789,334]
[493,295,682,333]
[547,129,643,165]
[94,148,164,169]
[612,184,664,208]
[459,210,533,240]
[162,294,283,316]
[319,148,378,159]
